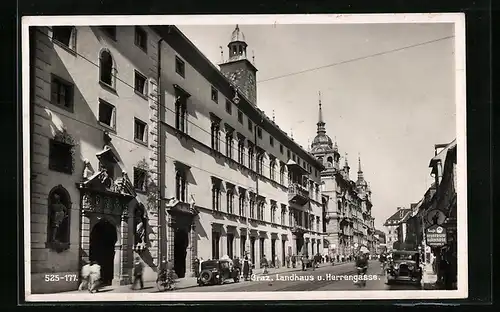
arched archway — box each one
[89,218,117,285]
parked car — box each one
[197,259,240,286]
[384,250,422,286]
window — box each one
[100,26,116,40]
[289,211,294,227]
[257,127,262,139]
[227,233,234,259]
[225,131,234,159]
[175,56,185,78]
[281,204,286,225]
[315,169,318,177]
[269,159,276,181]
[175,93,188,133]
[256,153,264,175]
[279,164,286,184]
[292,154,296,161]
[238,190,246,216]
[133,167,147,193]
[175,170,187,202]
[249,195,256,219]
[134,118,147,143]
[210,117,221,152]
[52,26,76,50]
[269,136,274,147]
[248,118,253,132]
[134,71,147,96]
[248,145,254,170]
[49,139,73,174]
[287,150,291,159]
[98,99,116,130]
[270,201,277,223]
[99,50,114,87]
[279,144,283,154]
[212,178,221,211]
[50,75,74,110]
[257,201,265,221]
[225,99,232,115]
[237,139,245,165]
[226,188,234,214]
[211,86,218,103]
[134,26,148,51]
[238,110,243,123]
[212,231,220,260]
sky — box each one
[177,22,457,230]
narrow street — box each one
[176,260,422,292]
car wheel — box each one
[199,270,212,285]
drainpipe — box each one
[157,37,165,265]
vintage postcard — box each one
[22,13,467,302]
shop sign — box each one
[425,224,447,247]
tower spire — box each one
[316,91,326,135]
[358,153,362,173]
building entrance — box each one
[174,228,189,278]
[281,240,286,267]
[89,219,117,285]
[296,236,304,255]
[271,239,276,266]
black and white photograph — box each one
[22,14,467,301]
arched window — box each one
[327,156,333,167]
[99,49,115,87]
[46,185,71,252]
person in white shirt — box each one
[88,261,101,293]
[78,261,91,291]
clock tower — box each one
[219,25,258,106]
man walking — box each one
[131,256,144,290]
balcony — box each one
[288,183,310,205]
[291,224,307,234]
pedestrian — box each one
[261,255,269,274]
[274,255,279,269]
[242,256,251,281]
[88,261,101,293]
[78,261,91,291]
[285,255,290,268]
[194,257,200,278]
[131,256,144,290]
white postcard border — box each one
[22,13,467,302]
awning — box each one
[96,145,125,169]
[174,160,191,171]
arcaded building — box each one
[156,25,326,277]
[310,101,376,258]
[29,26,163,293]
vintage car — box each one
[384,250,422,285]
[198,259,240,286]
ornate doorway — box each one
[174,228,189,278]
[89,219,117,285]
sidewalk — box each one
[63,261,342,294]
[422,262,441,290]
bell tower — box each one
[219,25,258,106]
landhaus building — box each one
[29,25,162,293]
[154,25,326,278]
[309,102,376,258]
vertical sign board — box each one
[425,224,447,247]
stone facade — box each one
[29,26,161,293]
[158,25,324,276]
[310,100,376,258]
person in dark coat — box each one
[242,256,251,281]
[194,258,200,278]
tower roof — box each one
[230,25,246,43]
[356,155,367,186]
[310,92,334,154]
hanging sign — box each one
[425,224,447,247]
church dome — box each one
[230,25,246,43]
[311,133,334,153]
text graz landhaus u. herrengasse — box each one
[29,24,377,293]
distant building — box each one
[383,207,412,251]
[309,99,376,257]
[374,229,386,254]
